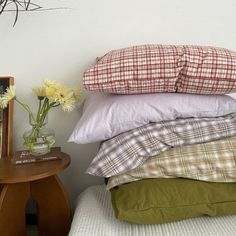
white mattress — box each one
[69,184,236,236]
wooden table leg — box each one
[0,182,30,236]
[31,175,71,236]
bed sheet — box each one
[69,184,236,236]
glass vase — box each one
[23,114,55,156]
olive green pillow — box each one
[110,178,236,224]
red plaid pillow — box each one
[83,45,236,94]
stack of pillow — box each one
[69,45,236,224]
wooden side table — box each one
[0,151,71,236]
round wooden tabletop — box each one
[0,152,70,184]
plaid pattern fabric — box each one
[83,45,236,94]
[86,113,236,177]
[107,137,236,190]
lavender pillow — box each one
[68,92,236,144]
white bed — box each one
[69,184,236,236]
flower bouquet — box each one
[0,80,82,155]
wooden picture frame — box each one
[0,77,14,157]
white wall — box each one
[1,0,236,206]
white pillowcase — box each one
[68,93,236,144]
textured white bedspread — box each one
[69,184,236,236]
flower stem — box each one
[36,99,42,123]
[15,98,36,123]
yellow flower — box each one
[32,86,46,97]
[45,86,58,101]
[73,86,83,101]
[44,79,80,112]
[44,79,58,87]
[56,86,76,112]
[61,98,76,112]
[44,79,60,101]
[0,85,16,109]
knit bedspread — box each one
[69,184,236,236]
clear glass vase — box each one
[23,114,55,156]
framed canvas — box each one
[0,77,14,157]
